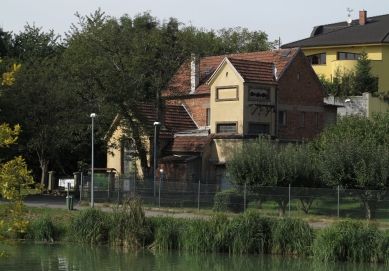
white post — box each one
[90,113,96,208]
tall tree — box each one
[353,50,378,95]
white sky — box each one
[1,0,388,45]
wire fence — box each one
[75,174,389,220]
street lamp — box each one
[90,113,96,208]
[153,121,161,197]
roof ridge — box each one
[200,48,297,60]
[227,57,275,65]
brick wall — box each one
[278,50,326,141]
[166,94,210,127]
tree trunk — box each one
[276,197,289,217]
[298,196,315,214]
[40,159,49,190]
[363,200,377,221]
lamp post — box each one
[153,122,161,197]
[90,113,96,208]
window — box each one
[307,53,326,65]
[249,88,270,101]
[122,139,134,174]
[338,52,360,60]
[248,123,269,135]
[279,111,287,126]
[206,108,211,126]
[314,112,318,127]
[217,123,237,133]
[301,112,305,127]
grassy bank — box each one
[2,198,389,263]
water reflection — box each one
[0,243,387,271]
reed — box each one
[25,214,55,242]
[227,211,273,254]
[312,219,382,262]
[271,217,313,255]
[67,208,110,245]
[108,197,151,247]
[148,217,186,250]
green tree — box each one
[318,50,378,97]
[353,50,378,95]
[312,113,389,220]
[226,137,318,216]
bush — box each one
[25,214,56,242]
[213,189,245,213]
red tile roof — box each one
[226,58,276,85]
[138,103,197,138]
[166,48,299,96]
[163,135,213,153]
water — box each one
[0,242,387,271]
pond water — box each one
[0,242,387,271]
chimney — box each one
[359,10,367,25]
[272,64,278,81]
[190,54,199,94]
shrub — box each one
[25,214,55,242]
[213,189,245,213]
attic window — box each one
[282,51,290,57]
[204,67,213,73]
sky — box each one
[1,0,388,45]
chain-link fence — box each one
[77,174,389,220]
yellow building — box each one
[282,10,389,116]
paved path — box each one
[1,194,207,219]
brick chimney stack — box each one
[359,10,367,25]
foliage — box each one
[68,208,110,244]
[109,197,151,247]
[271,218,313,255]
[312,112,389,220]
[312,219,385,262]
[25,214,55,242]
[226,136,319,216]
[213,189,245,213]
[353,50,378,95]
[318,50,378,97]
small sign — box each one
[59,179,74,190]
[123,179,130,191]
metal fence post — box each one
[244,183,247,212]
[79,172,83,204]
[338,185,340,218]
[198,180,200,211]
[289,184,291,217]
[158,172,162,208]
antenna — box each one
[347,8,353,25]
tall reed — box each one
[68,208,110,245]
[25,214,55,242]
[109,197,151,247]
[148,217,186,250]
[312,219,382,262]
[271,217,313,255]
[227,211,273,254]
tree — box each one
[318,50,378,97]
[353,50,378,95]
[0,57,38,254]
[226,137,319,216]
[312,113,389,220]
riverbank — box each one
[2,196,389,263]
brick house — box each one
[107,48,334,184]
